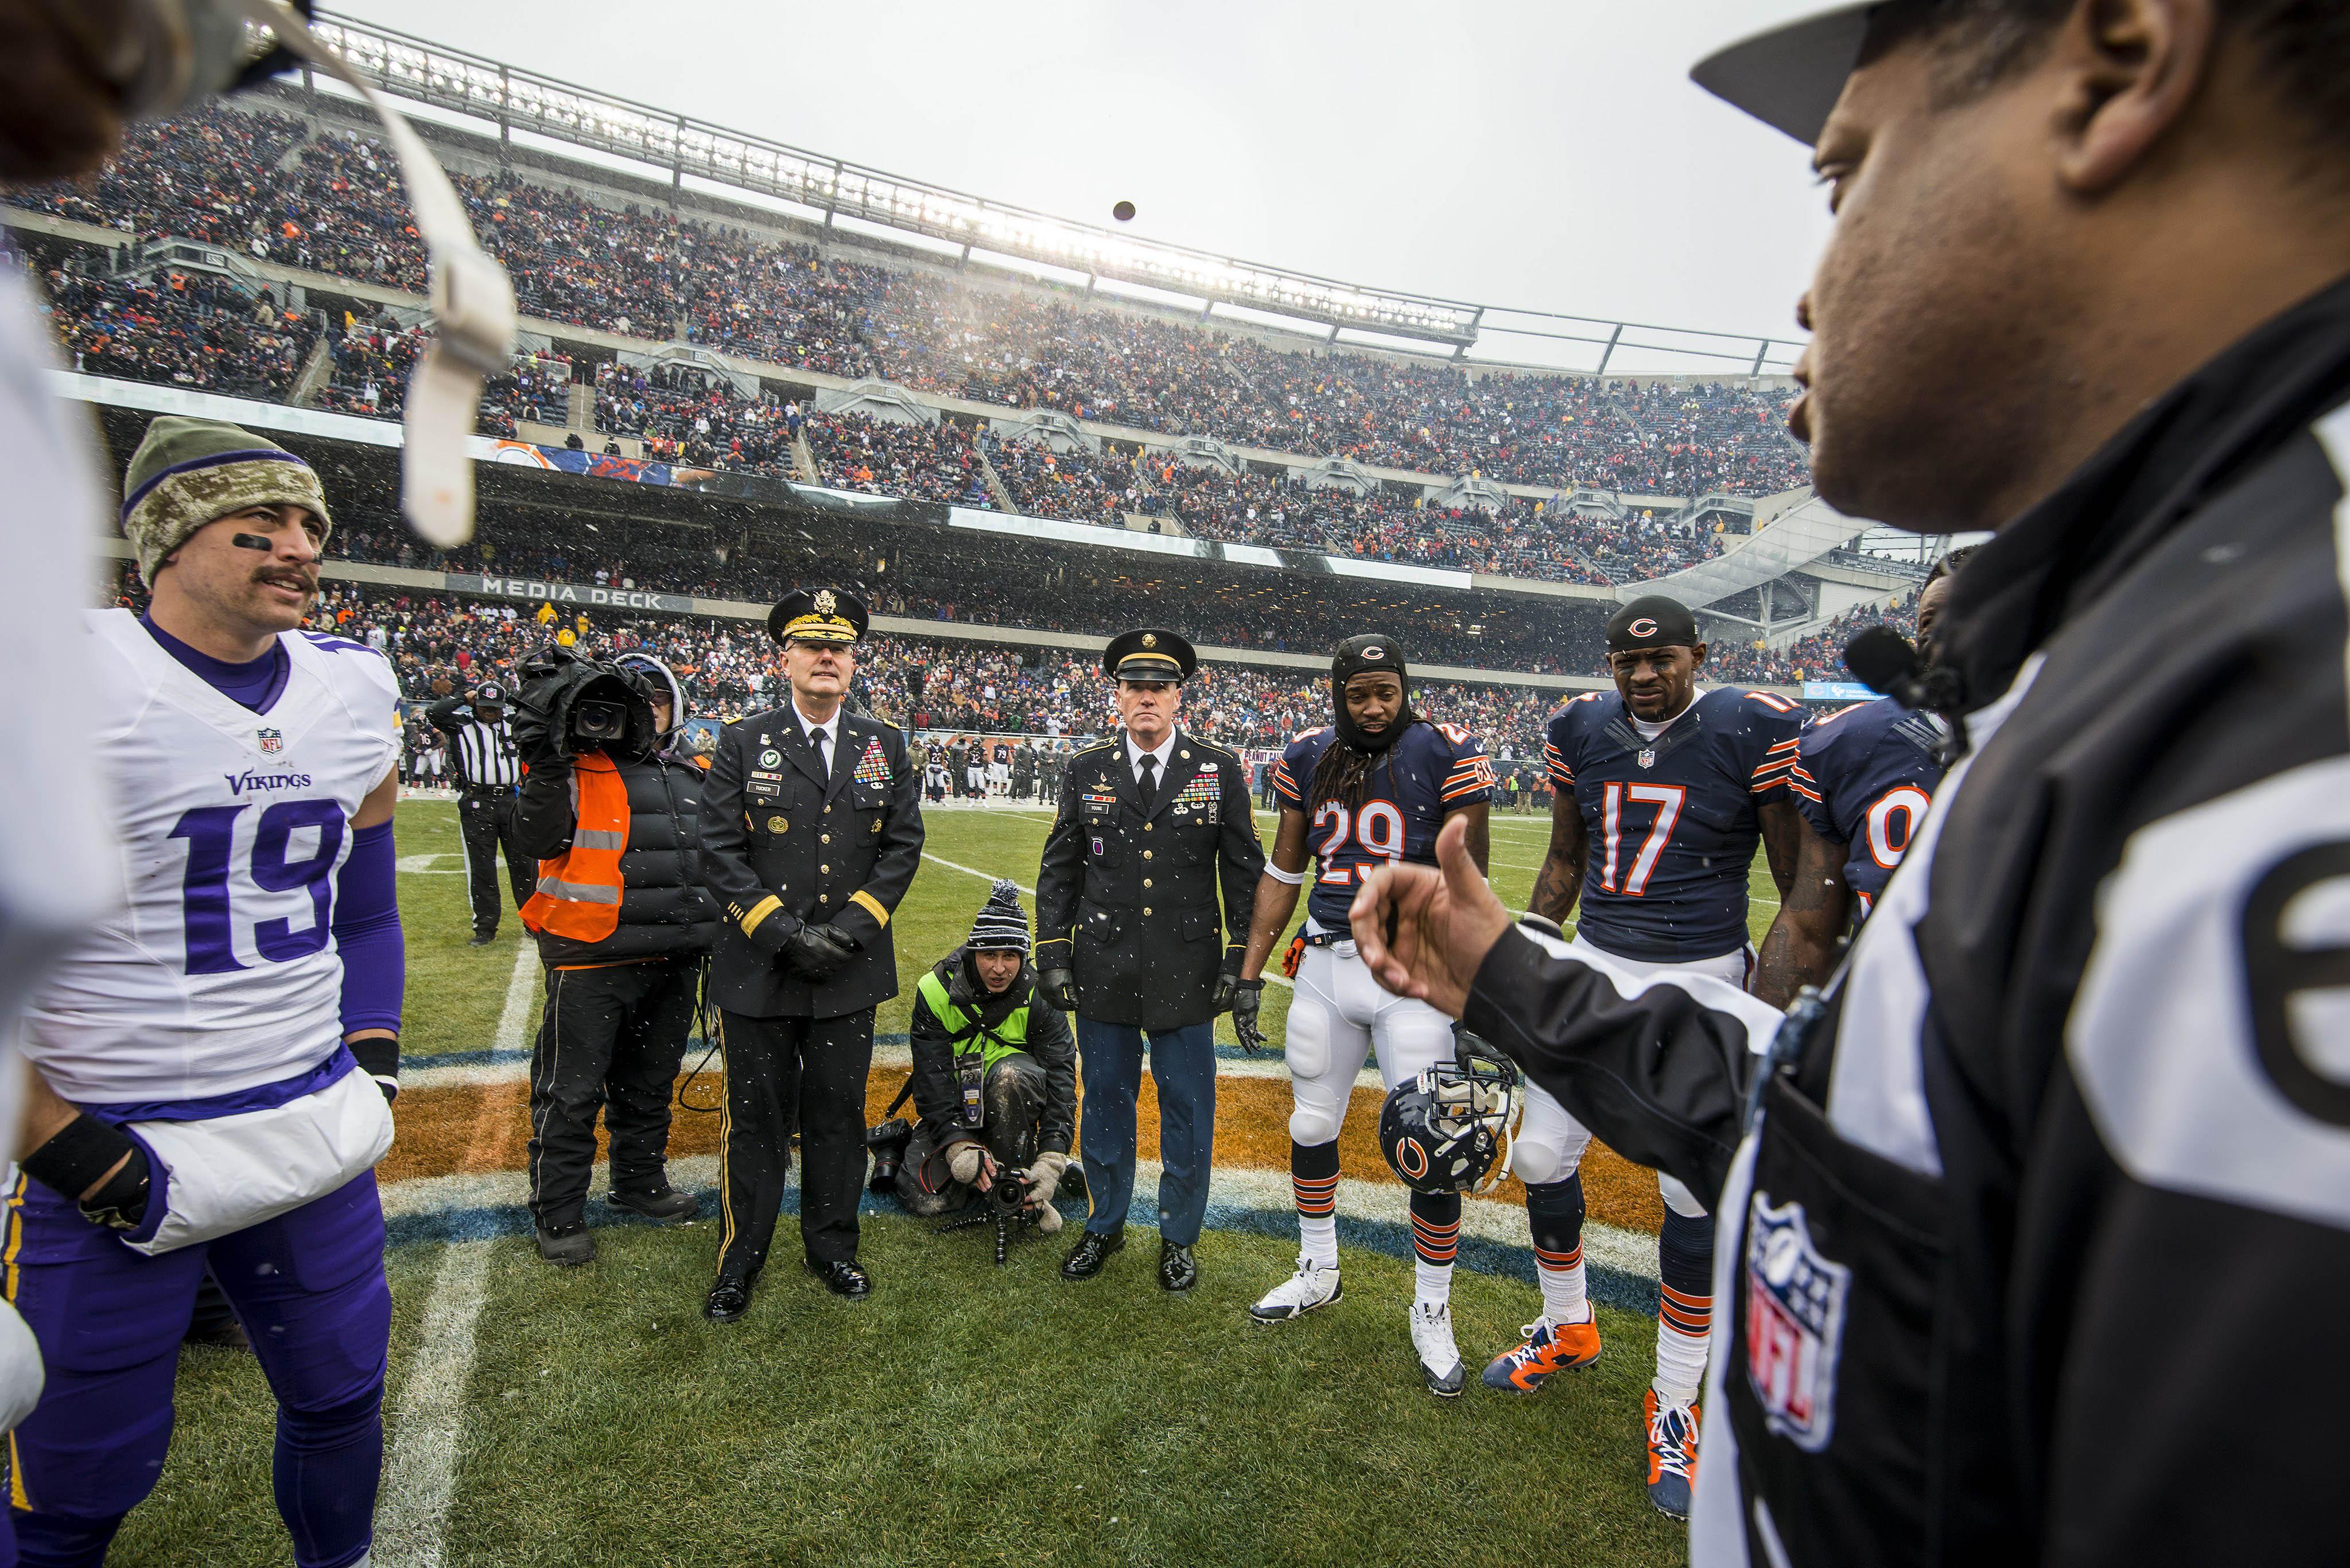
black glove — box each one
[1229,979,1266,1055]
[509,666,571,766]
[783,922,857,982]
[1211,962,1245,1014]
[1038,966,1079,1014]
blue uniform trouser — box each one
[6,1171,391,1568]
[1075,1018,1216,1247]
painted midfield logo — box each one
[257,727,284,754]
[1743,1193,1851,1453]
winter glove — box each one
[946,1142,993,1190]
[1023,1152,1070,1234]
[1229,979,1266,1055]
[782,923,857,982]
[1038,966,1079,1014]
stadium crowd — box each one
[42,264,314,400]
[17,106,1811,506]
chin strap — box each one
[225,2,516,548]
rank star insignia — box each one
[1637,748,1657,770]
[257,727,283,754]
[814,589,837,616]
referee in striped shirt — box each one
[427,680,531,946]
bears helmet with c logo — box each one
[1378,1041,1521,1196]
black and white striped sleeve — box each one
[1462,924,1787,1204]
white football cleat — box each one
[1409,1301,1466,1397]
[1248,1256,1342,1323]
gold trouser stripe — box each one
[716,1014,736,1267]
[739,894,783,938]
[6,1176,27,1509]
[848,889,889,928]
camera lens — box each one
[572,699,626,740]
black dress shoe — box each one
[704,1277,752,1323]
[1061,1228,1124,1281]
[806,1257,871,1299]
[608,1186,700,1224]
[467,933,496,947]
[1159,1240,1198,1293]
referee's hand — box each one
[1351,816,1510,1019]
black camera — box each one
[987,1166,1031,1215]
[865,1118,913,1192]
[571,699,628,744]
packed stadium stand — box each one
[22,81,1926,700]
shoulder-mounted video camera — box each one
[512,645,659,762]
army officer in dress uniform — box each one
[698,587,924,1318]
[1036,629,1264,1291]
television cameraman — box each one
[511,648,717,1266]
[891,880,1077,1232]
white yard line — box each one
[373,940,538,1568]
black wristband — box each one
[348,1034,401,1086]
[21,1114,150,1230]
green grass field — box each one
[101,797,1784,1567]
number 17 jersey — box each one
[24,611,402,1107]
[1544,686,1805,963]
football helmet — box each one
[1378,1039,1521,1196]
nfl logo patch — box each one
[1743,1193,1850,1453]
[1637,748,1656,770]
[257,728,284,755]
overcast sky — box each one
[330,1,1835,373]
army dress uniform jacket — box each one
[1036,731,1264,1031]
[701,706,925,1020]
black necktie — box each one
[811,727,830,780]
[1136,753,1159,813]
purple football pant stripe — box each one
[10,1172,390,1568]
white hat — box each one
[1691,2,1876,146]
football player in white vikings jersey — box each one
[12,418,405,1568]
[1232,636,1494,1395]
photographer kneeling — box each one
[895,881,1077,1232]
[513,648,718,1265]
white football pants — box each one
[1514,936,1751,1217]
[1285,940,1458,1146]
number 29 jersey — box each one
[25,611,403,1107]
[1544,686,1805,963]
[1271,719,1494,940]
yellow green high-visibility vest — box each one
[916,969,1030,1076]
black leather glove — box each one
[1038,966,1079,1014]
[1229,979,1266,1055]
[783,923,857,982]
[1211,962,1244,1014]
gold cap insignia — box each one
[1141,633,1157,648]
[814,589,837,616]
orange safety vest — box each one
[518,754,629,941]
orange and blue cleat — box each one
[1644,1388,1701,1520]
[1479,1314,1602,1393]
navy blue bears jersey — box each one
[1789,697,1948,921]
[1544,686,1806,962]
[1272,719,1494,939]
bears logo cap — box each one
[1605,596,1700,653]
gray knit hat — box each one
[967,880,1030,952]
[121,415,333,583]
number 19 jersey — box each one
[1544,686,1805,963]
[25,611,402,1107]
[1272,719,1494,940]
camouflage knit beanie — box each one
[121,416,333,583]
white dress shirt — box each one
[795,702,841,774]
[1123,730,1176,785]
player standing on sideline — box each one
[1502,594,1802,1519]
[1232,636,1494,1395]
[426,679,529,945]
[1752,548,1973,1005]
[13,416,403,1566]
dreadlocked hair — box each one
[1308,732,1401,814]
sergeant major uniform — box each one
[1036,629,1264,1290]
[697,588,923,1316]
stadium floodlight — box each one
[1691,2,1874,145]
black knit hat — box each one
[966,879,1030,952]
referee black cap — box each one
[476,681,507,704]
[1605,596,1700,653]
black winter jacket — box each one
[516,746,718,967]
[905,948,1077,1156]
